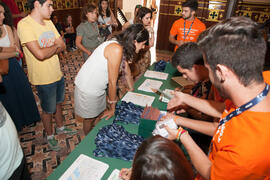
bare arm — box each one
[0,26,19,59]
[168,34,183,47]
[175,115,218,136]
[122,22,130,31]
[75,36,91,56]
[110,9,118,27]
[168,91,224,118]
[0,51,18,59]
[101,43,122,120]
[165,128,212,180]
[181,133,212,180]
[25,37,65,61]
[146,26,155,47]
[124,61,134,91]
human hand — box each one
[119,168,131,180]
[47,37,55,47]
[176,40,184,47]
[164,125,178,140]
[101,108,115,120]
[160,112,175,121]
[87,51,92,56]
[167,91,186,110]
[146,26,154,34]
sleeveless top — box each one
[75,40,118,95]
[98,15,113,33]
[0,25,11,47]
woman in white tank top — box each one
[74,24,149,135]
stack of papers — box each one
[122,92,155,107]
[144,70,169,80]
[59,154,109,180]
[138,79,163,93]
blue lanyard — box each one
[208,83,270,155]
[183,20,194,41]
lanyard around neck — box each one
[208,83,270,155]
[183,19,194,41]
[218,83,269,128]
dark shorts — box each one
[36,77,65,113]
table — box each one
[47,63,180,180]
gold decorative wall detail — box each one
[258,13,270,23]
[174,5,182,16]
[15,0,80,12]
[207,10,220,21]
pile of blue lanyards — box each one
[154,60,167,72]
[113,101,144,125]
[93,124,144,161]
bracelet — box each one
[173,116,178,124]
[176,127,187,142]
[107,99,117,104]
[15,52,19,57]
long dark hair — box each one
[114,23,149,61]
[130,135,193,180]
[98,0,110,17]
[135,7,152,24]
[0,2,14,28]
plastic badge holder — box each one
[152,118,177,138]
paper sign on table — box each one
[171,76,194,87]
[107,169,122,180]
[122,92,155,107]
[138,79,163,93]
[144,70,169,80]
[59,154,109,180]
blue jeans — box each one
[36,77,65,113]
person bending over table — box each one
[119,135,193,180]
[166,17,270,179]
[74,24,149,135]
[169,42,225,121]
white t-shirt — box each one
[0,102,23,180]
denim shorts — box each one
[36,77,65,113]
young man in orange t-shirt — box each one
[166,17,270,179]
[169,0,206,51]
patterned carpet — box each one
[18,49,173,180]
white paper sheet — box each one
[107,169,122,180]
[144,70,169,80]
[138,79,163,93]
[122,92,155,107]
[59,154,109,180]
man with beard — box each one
[169,0,206,51]
[165,17,270,179]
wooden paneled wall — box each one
[14,0,117,29]
[235,0,270,24]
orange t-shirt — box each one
[208,71,270,179]
[170,17,206,51]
